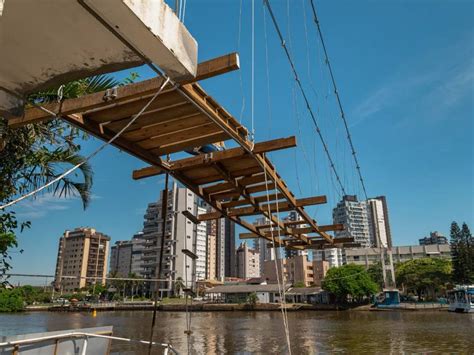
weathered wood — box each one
[180,52,240,84]
[150,132,230,156]
[130,136,296,180]
[8,77,173,127]
[222,192,284,209]
[242,224,344,239]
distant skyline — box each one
[8,0,473,283]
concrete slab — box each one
[0,0,197,117]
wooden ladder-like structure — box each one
[9,53,356,250]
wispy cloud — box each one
[350,36,473,128]
[15,192,79,219]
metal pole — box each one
[148,172,170,354]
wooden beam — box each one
[8,54,240,128]
[8,77,175,128]
[198,196,326,220]
[180,53,240,84]
[131,136,297,180]
[222,192,285,209]
[241,224,344,239]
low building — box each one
[419,231,448,245]
[205,284,289,303]
[312,260,330,287]
[286,287,331,304]
[345,244,451,267]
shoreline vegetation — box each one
[21,302,449,313]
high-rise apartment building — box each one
[313,248,345,268]
[140,183,199,297]
[110,240,133,277]
[131,232,145,275]
[253,217,275,275]
[195,204,208,281]
[284,212,309,259]
[54,227,110,293]
[236,242,260,279]
[333,195,371,248]
[367,196,392,248]
[206,219,218,281]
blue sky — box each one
[9,0,473,283]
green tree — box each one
[322,264,378,303]
[0,288,24,312]
[174,277,185,296]
[367,262,384,290]
[450,221,473,284]
[396,258,452,301]
[1,73,138,285]
[246,292,258,307]
[293,281,306,288]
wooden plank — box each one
[123,113,209,142]
[137,122,222,149]
[108,102,199,132]
[8,77,173,127]
[180,52,240,84]
[194,166,263,185]
[198,196,326,220]
[203,174,267,195]
[222,192,285,209]
[129,136,296,180]
[150,132,230,156]
[244,224,344,238]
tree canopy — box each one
[322,264,378,303]
[450,221,473,284]
[396,257,451,300]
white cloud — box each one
[15,192,79,219]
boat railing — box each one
[0,331,178,355]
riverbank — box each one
[24,302,449,313]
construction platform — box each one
[8,53,355,250]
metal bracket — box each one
[103,87,118,102]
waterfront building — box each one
[345,244,451,267]
[110,240,133,277]
[263,255,328,287]
[236,242,260,279]
[419,231,448,245]
[140,183,200,297]
[54,227,110,293]
[205,284,287,303]
[366,196,393,247]
[206,219,218,281]
[252,217,275,275]
[333,195,371,248]
[131,232,145,275]
[195,204,208,281]
[284,212,309,258]
[313,248,345,268]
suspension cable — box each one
[0,77,171,211]
[251,0,255,141]
[262,0,347,196]
[262,155,292,354]
[308,0,368,200]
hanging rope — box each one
[262,0,347,197]
[0,77,171,211]
[261,155,292,354]
[308,0,369,200]
[148,170,170,355]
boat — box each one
[447,285,474,313]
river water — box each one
[1,311,473,354]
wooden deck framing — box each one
[9,53,353,250]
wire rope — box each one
[308,0,368,199]
[263,0,347,197]
[0,77,171,211]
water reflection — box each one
[1,311,473,354]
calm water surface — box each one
[1,310,473,354]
